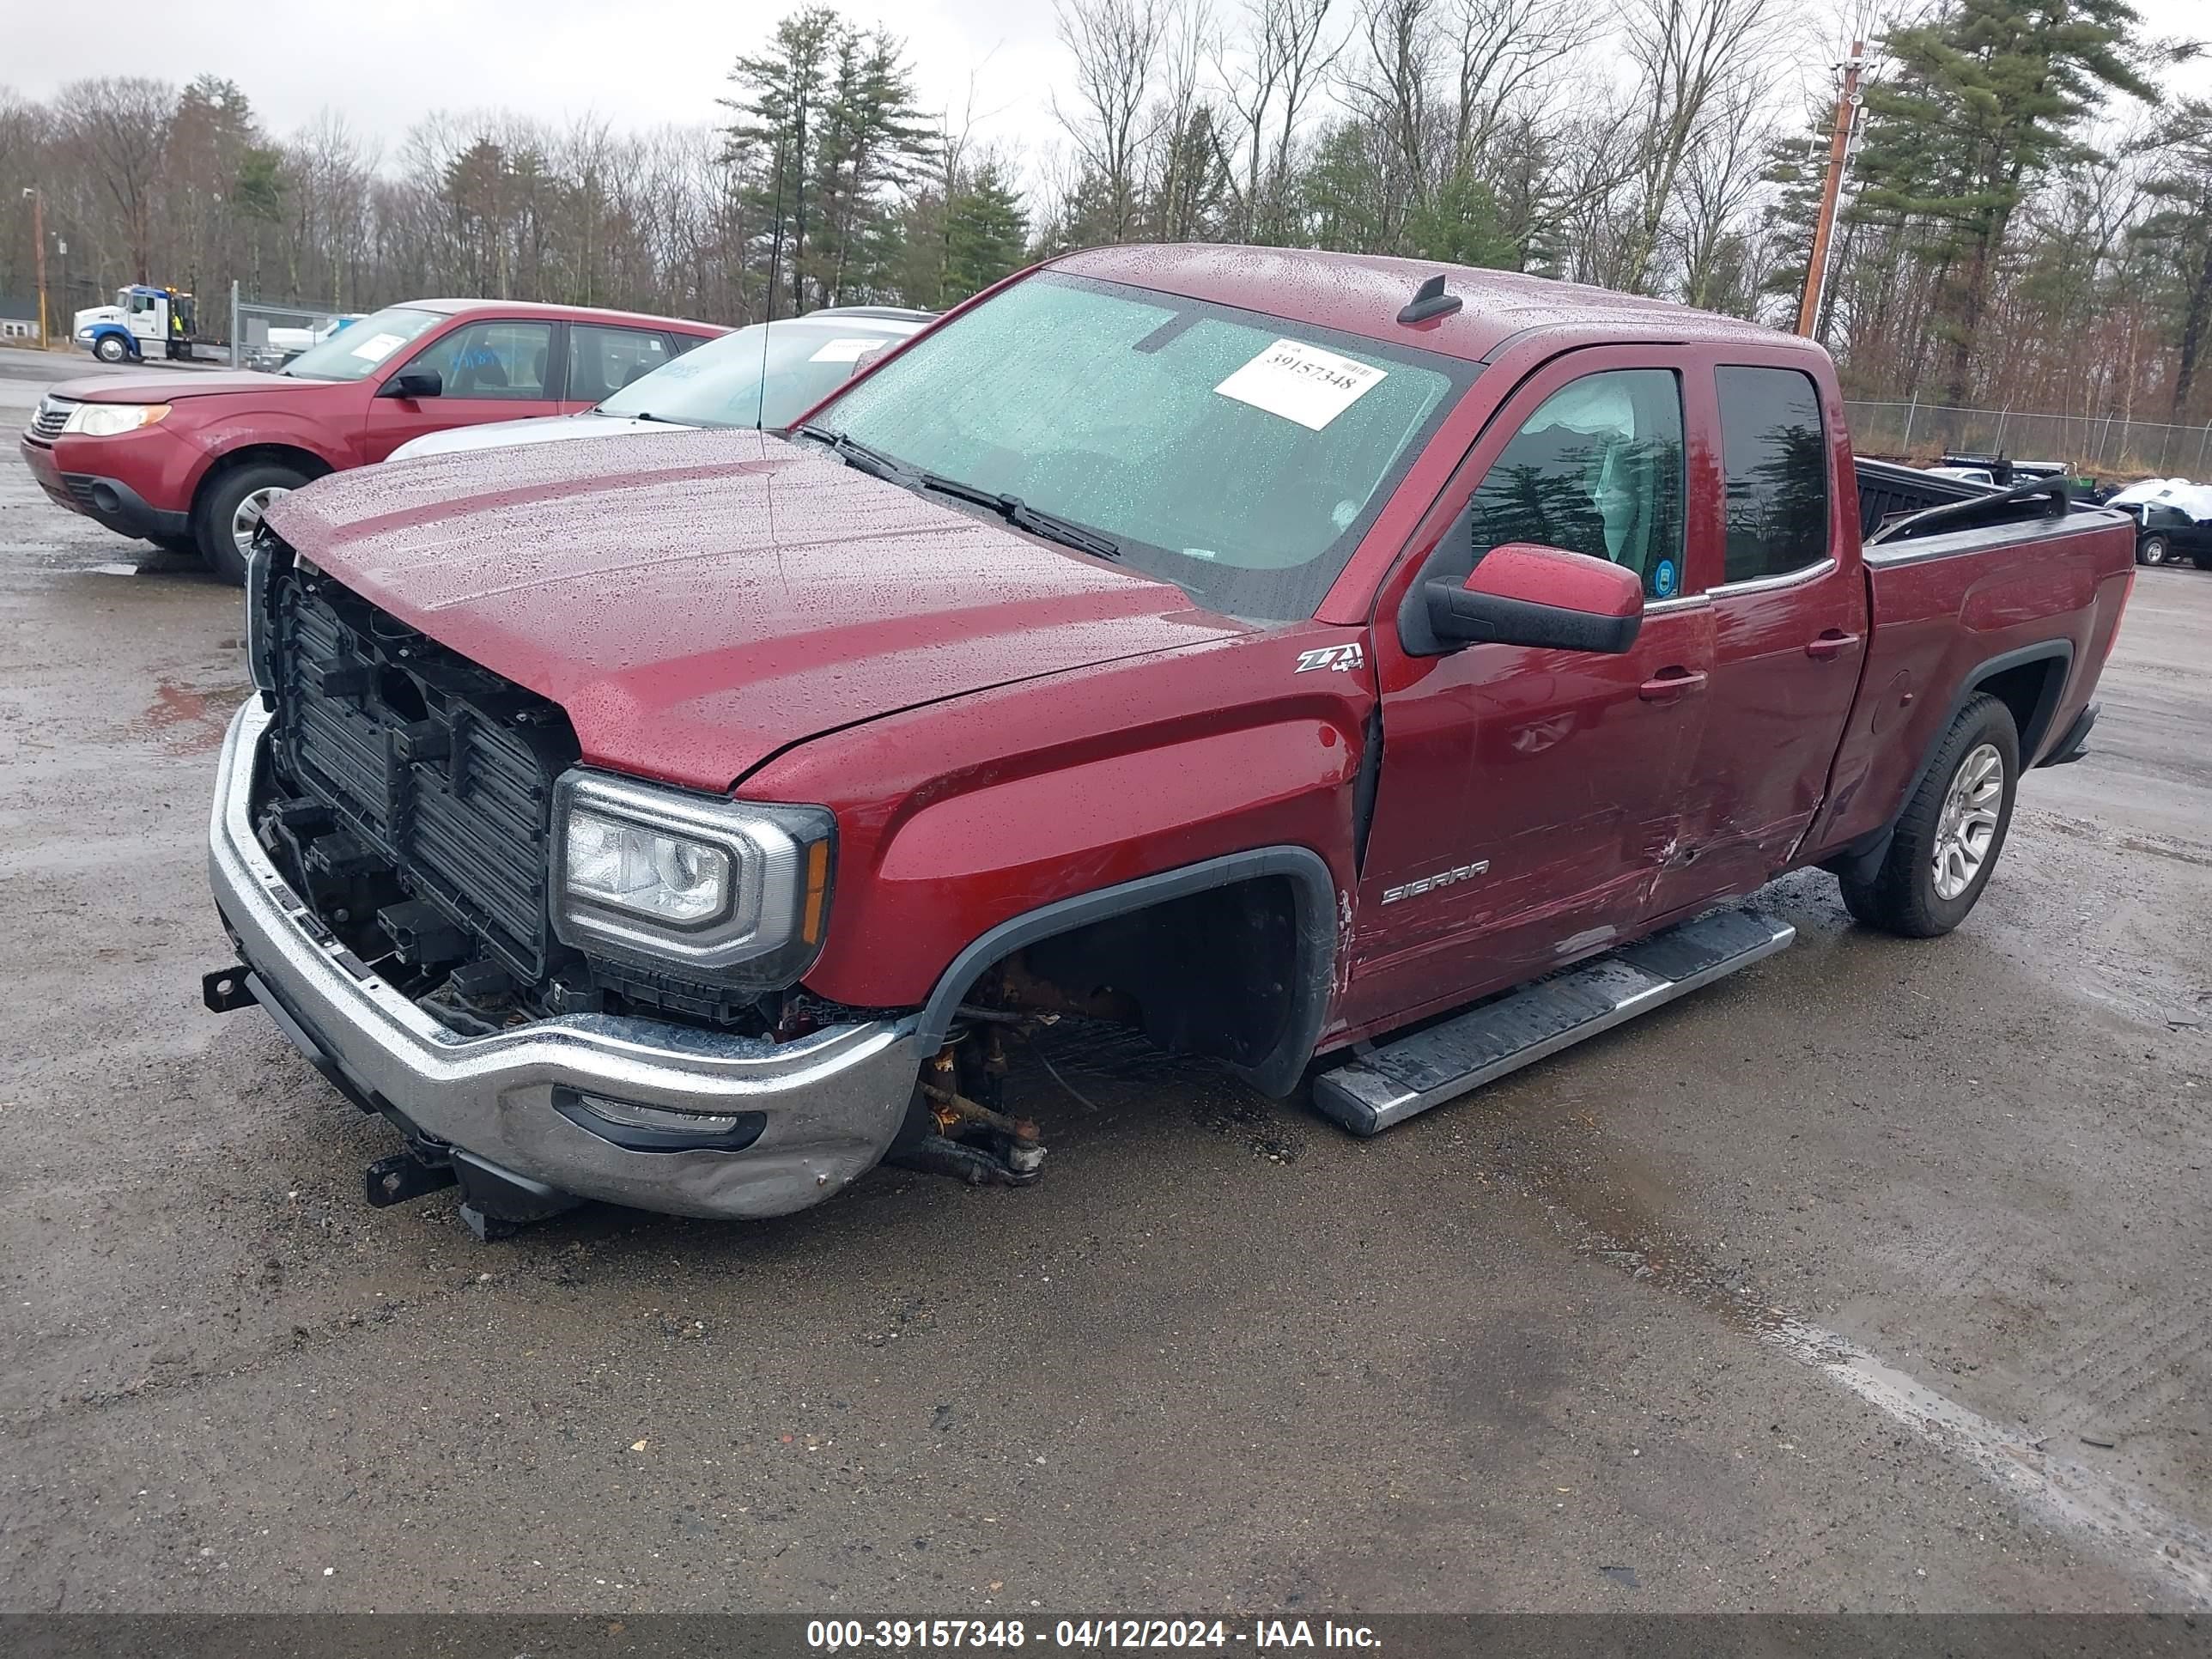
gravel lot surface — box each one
[2,364,2206,1615]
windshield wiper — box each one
[915,471,1122,561]
[793,422,911,483]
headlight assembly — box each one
[62,402,169,437]
[550,772,834,991]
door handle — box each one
[1638,668,1707,702]
[1806,630,1861,660]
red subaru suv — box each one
[20,298,723,580]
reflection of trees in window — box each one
[1473,451,1607,560]
[1471,430,1685,595]
[1718,369,1830,583]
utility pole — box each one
[22,187,48,349]
[1796,43,1865,341]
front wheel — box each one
[2136,532,2170,566]
[194,461,307,585]
[94,335,130,364]
[1840,694,2020,939]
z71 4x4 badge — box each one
[1295,641,1365,674]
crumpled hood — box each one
[264,428,1249,791]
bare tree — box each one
[1442,0,1592,179]
[1054,0,1170,240]
[1147,0,1218,240]
[1216,0,1340,241]
[1339,0,1438,244]
[1615,0,1793,295]
[1673,82,1775,312]
[62,78,178,283]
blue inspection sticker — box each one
[1653,558,1679,598]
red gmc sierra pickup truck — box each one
[203,246,2135,1237]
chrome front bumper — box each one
[208,702,923,1218]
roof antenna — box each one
[1398,273,1462,326]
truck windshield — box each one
[598,319,911,429]
[813,272,1471,620]
[282,306,444,383]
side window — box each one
[567,325,673,404]
[403,320,555,399]
[1468,368,1686,599]
[1717,367,1830,584]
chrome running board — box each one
[1313,908,1796,1136]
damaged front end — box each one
[206,549,933,1233]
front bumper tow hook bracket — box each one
[364,1150,459,1208]
[202,966,256,1013]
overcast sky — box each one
[7,0,2205,182]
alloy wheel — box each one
[231,485,289,556]
[1932,741,2003,902]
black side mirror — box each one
[1413,543,1644,655]
[380,368,442,399]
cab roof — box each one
[1047,244,1808,364]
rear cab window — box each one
[809,272,1477,621]
[1716,367,1831,585]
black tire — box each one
[2136,532,2170,566]
[94,334,130,364]
[193,461,306,585]
[1840,694,2020,939]
[147,531,199,559]
[2193,551,2212,572]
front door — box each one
[1344,353,1714,1035]
[128,292,164,351]
[362,318,564,461]
[1646,361,1869,918]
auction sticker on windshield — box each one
[1214,338,1386,430]
[349,332,406,363]
[810,337,884,364]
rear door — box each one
[1345,350,1715,1031]
[1646,360,1868,919]
[361,317,563,461]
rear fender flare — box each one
[916,845,1340,1097]
[1826,641,2072,882]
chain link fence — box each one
[1844,399,2212,480]
[228,282,362,372]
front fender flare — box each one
[917,845,1339,1097]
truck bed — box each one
[1803,482,2136,861]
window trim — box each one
[1707,554,1838,599]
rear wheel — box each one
[1840,695,2020,939]
[194,461,306,585]
[2136,532,2171,566]
[94,334,130,364]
